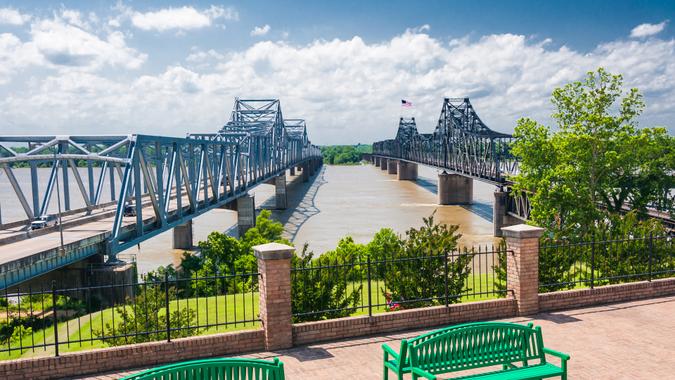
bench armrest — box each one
[382,344,400,361]
[411,367,437,380]
[543,347,570,361]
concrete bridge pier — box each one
[380,158,388,170]
[172,220,193,249]
[274,174,287,209]
[373,156,379,166]
[301,163,310,182]
[237,194,256,236]
[308,160,316,176]
[397,161,418,180]
[438,172,473,205]
[387,159,398,175]
[493,191,520,237]
[289,167,295,176]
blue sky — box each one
[0,1,673,143]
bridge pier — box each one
[387,159,398,175]
[438,172,473,205]
[308,160,316,176]
[397,161,418,180]
[301,163,310,182]
[289,167,295,176]
[380,158,388,170]
[373,156,379,166]
[172,220,193,250]
[274,174,287,209]
[237,194,256,236]
[493,191,519,237]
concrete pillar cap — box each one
[253,242,294,260]
[501,224,545,239]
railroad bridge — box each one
[368,97,674,236]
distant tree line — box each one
[320,144,371,165]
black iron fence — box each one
[290,246,509,322]
[539,234,674,292]
[0,271,260,359]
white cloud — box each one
[131,5,238,32]
[1,29,675,143]
[630,21,668,38]
[0,8,30,25]
[250,24,271,37]
[0,11,146,84]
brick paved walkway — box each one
[74,295,675,380]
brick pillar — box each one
[254,242,294,350]
[502,224,544,316]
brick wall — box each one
[293,298,517,346]
[0,329,264,380]
[539,277,675,312]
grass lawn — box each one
[0,273,504,360]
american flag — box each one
[401,99,413,108]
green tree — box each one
[180,209,290,295]
[383,214,472,309]
[291,244,362,322]
[512,68,675,237]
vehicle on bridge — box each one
[29,214,58,230]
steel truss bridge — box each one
[0,98,321,288]
[372,97,674,227]
[374,98,517,185]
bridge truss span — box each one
[373,98,518,185]
[0,98,322,279]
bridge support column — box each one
[438,172,473,205]
[274,175,287,209]
[380,158,388,170]
[387,159,398,175]
[289,167,295,176]
[172,220,193,249]
[309,160,316,176]
[373,156,379,166]
[237,194,256,237]
[301,163,309,182]
[493,191,519,237]
[397,161,418,180]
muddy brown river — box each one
[0,164,500,273]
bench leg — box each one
[383,365,388,380]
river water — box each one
[0,164,500,274]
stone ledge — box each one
[502,224,545,239]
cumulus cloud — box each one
[630,21,668,38]
[1,29,675,143]
[250,24,271,37]
[131,5,238,31]
[0,8,30,25]
[0,10,146,84]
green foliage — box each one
[320,145,371,165]
[382,214,472,309]
[512,68,674,238]
[95,285,199,346]
[180,209,289,295]
[291,244,362,323]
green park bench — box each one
[119,357,285,380]
[383,322,569,380]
